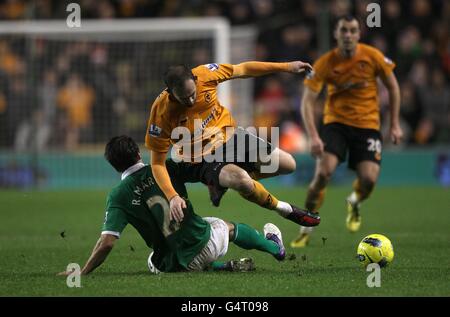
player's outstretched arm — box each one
[151,151,186,222]
[57,234,117,276]
[301,87,324,158]
[80,234,117,275]
[231,61,312,79]
[381,72,403,145]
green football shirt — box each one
[102,160,211,272]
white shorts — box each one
[148,217,229,273]
[187,217,230,271]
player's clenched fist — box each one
[310,136,324,158]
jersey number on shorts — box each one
[146,195,181,237]
[367,138,381,153]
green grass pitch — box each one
[0,186,449,296]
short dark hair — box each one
[163,65,196,94]
[334,14,360,30]
[104,135,140,172]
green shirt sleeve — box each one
[102,193,128,238]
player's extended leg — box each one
[208,129,296,204]
[291,152,339,248]
[218,164,320,227]
[346,161,380,232]
[211,221,285,271]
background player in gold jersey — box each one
[291,15,403,248]
[145,61,320,228]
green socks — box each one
[231,223,279,256]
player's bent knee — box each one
[234,175,254,193]
[276,151,296,174]
[221,165,253,192]
[281,154,296,174]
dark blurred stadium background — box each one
[0,0,448,189]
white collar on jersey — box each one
[121,161,146,180]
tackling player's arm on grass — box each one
[81,205,128,275]
[56,234,117,276]
[79,234,117,275]
[58,200,127,276]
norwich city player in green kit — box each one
[58,135,286,275]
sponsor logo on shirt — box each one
[205,63,219,71]
[149,124,162,137]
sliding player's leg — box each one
[187,217,284,272]
[211,220,286,272]
[206,127,289,202]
